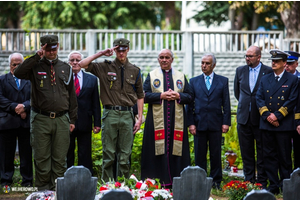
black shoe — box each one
[21,182,33,187]
[212,183,222,191]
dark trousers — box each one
[0,128,33,186]
[263,130,292,191]
[292,130,300,170]
[237,121,268,188]
[194,130,222,185]
[67,130,93,175]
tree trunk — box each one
[280,1,300,38]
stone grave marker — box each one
[243,189,276,200]
[283,168,300,200]
[173,166,213,200]
[101,190,133,200]
[56,166,98,200]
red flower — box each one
[145,191,153,197]
[135,182,142,189]
[115,182,121,188]
[99,186,108,191]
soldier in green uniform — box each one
[14,35,78,191]
[78,38,144,182]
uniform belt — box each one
[31,107,68,119]
[104,105,132,111]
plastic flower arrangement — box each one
[223,180,262,200]
[96,174,173,200]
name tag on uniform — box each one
[38,72,47,75]
[108,72,116,76]
[282,85,288,87]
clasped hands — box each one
[15,104,26,119]
[267,113,279,127]
[160,89,180,101]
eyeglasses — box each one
[159,56,171,60]
[244,55,258,58]
[11,63,20,67]
[69,59,81,62]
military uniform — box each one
[14,35,77,190]
[86,38,143,181]
[256,50,299,194]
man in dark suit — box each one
[187,53,231,190]
[234,46,272,188]
[256,49,299,194]
[285,51,300,170]
[0,53,33,187]
[66,51,101,175]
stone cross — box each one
[243,189,276,200]
[101,190,133,200]
[173,166,213,200]
[56,166,98,200]
[283,168,300,200]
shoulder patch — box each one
[105,59,112,64]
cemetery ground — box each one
[0,167,284,200]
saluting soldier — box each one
[14,35,78,191]
[256,49,299,195]
[78,38,144,182]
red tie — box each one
[74,73,80,96]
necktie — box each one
[50,61,56,86]
[74,73,80,96]
[205,76,211,90]
[14,77,20,89]
[275,76,279,82]
[121,66,124,89]
[249,68,256,92]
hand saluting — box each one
[37,43,47,58]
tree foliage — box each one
[21,1,160,29]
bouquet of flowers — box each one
[96,174,173,200]
[223,180,262,200]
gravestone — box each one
[101,190,133,200]
[243,189,276,200]
[283,168,300,200]
[56,166,98,200]
[173,166,213,200]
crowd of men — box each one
[0,34,299,194]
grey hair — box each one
[8,53,24,65]
[202,53,216,66]
[158,49,174,58]
[68,51,84,60]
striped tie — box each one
[205,76,211,90]
[74,73,80,96]
[50,61,56,86]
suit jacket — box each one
[74,71,101,132]
[256,71,299,131]
[0,72,31,130]
[234,63,273,125]
[187,73,231,131]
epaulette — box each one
[132,64,140,69]
[63,61,72,67]
[105,59,112,64]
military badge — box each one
[281,96,285,100]
[153,79,160,88]
[176,80,183,89]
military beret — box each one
[40,34,58,49]
[113,38,130,50]
[268,49,290,60]
[284,51,300,62]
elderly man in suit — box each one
[285,51,300,170]
[0,53,33,187]
[67,51,101,175]
[187,53,231,190]
[256,49,299,194]
[234,46,272,188]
